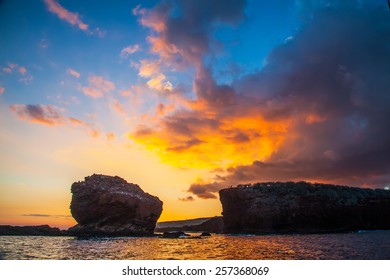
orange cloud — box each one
[67,68,80,78]
[0,86,4,95]
[131,109,289,169]
[68,117,101,138]
[44,0,88,31]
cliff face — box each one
[219,182,390,234]
[69,174,163,236]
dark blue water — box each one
[0,231,389,260]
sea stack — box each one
[219,182,390,234]
[68,174,163,237]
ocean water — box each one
[0,231,389,260]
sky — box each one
[0,0,389,229]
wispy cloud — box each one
[2,63,33,83]
[67,68,80,78]
[10,103,101,138]
[178,196,194,202]
[21,213,71,219]
[137,59,172,91]
[81,75,115,98]
[3,67,12,74]
[43,0,89,31]
[10,104,65,126]
[138,59,160,78]
[18,67,27,75]
[81,87,103,98]
[0,86,4,95]
[106,132,116,141]
[120,44,140,58]
[109,98,126,115]
[88,75,115,92]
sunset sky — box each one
[1,0,389,229]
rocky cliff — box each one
[219,182,390,234]
[68,174,163,236]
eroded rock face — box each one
[219,182,390,234]
[69,174,163,236]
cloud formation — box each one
[132,1,390,199]
[185,4,390,198]
[133,0,246,94]
[120,44,140,58]
[10,104,101,137]
[2,63,33,83]
[0,86,4,95]
[136,59,172,92]
[81,75,115,98]
[109,98,126,115]
[10,104,65,126]
[18,67,27,75]
[67,68,80,78]
[44,0,89,31]
[131,0,283,168]
[178,196,195,202]
[134,0,247,68]
[21,213,71,218]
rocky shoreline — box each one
[3,177,390,237]
[0,225,68,236]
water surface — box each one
[0,231,389,260]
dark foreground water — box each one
[0,231,389,260]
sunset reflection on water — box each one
[1,231,389,260]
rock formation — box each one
[219,181,390,234]
[0,225,66,236]
[68,174,163,236]
[156,216,223,233]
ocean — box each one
[0,231,389,260]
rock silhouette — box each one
[156,216,223,233]
[219,182,390,234]
[0,225,66,236]
[69,174,162,237]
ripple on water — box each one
[0,231,389,260]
